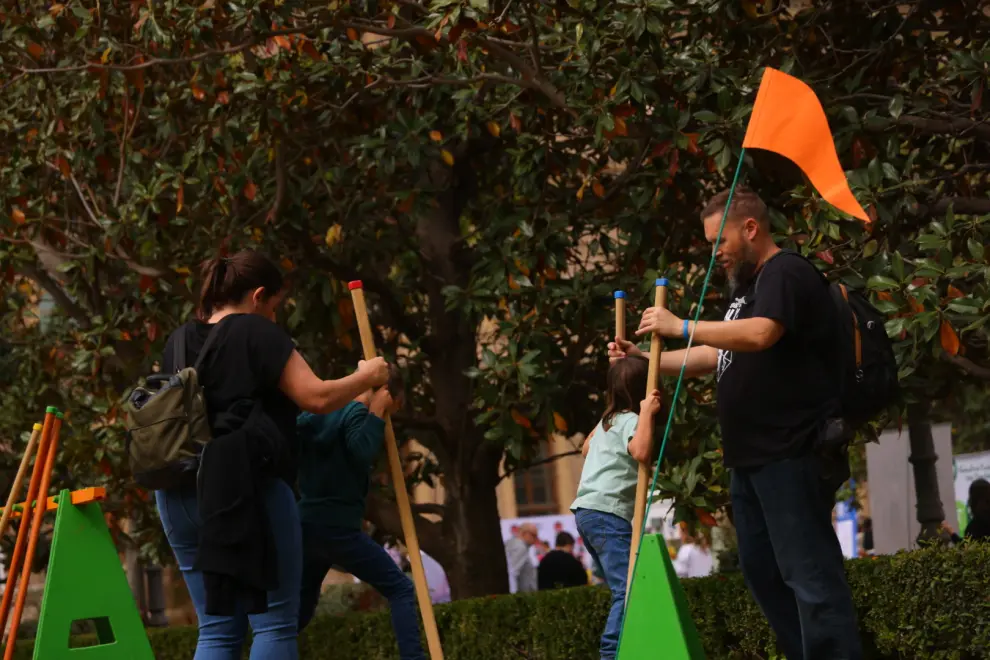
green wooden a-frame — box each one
[33,489,154,659]
[617,534,706,660]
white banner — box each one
[953,450,990,533]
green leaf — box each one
[889,95,904,119]
[868,275,900,291]
[693,110,718,123]
[863,240,879,257]
[967,238,985,261]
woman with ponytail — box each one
[156,249,388,659]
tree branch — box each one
[498,449,581,483]
[295,244,425,345]
[943,353,990,380]
[867,114,990,141]
[114,88,145,207]
[13,24,337,74]
[913,197,990,218]
[19,262,91,328]
[472,36,570,112]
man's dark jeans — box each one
[731,453,862,660]
[298,523,425,660]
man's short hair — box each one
[555,531,575,547]
[700,185,769,228]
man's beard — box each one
[727,246,759,293]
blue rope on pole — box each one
[616,148,748,657]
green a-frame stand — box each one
[617,534,706,660]
[32,489,154,659]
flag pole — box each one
[348,281,444,660]
[618,149,747,653]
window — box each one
[515,444,558,516]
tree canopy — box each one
[1,0,988,597]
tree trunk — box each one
[907,403,945,544]
[442,443,509,599]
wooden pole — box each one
[348,281,445,660]
[614,290,626,342]
[0,424,43,541]
[627,278,668,589]
[0,408,56,637]
[4,413,61,658]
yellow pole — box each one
[348,281,444,660]
[627,278,668,589]
[0,424,43,541]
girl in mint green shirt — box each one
[571,355,661,660]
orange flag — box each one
[743,68,870,223]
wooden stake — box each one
[614,290,626,342]
[627,278,668,589]
[348,281,444,660]
[0,424,42,541]
[4,414,61,659]
[0,409,56,638]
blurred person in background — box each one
[538,532,589,590]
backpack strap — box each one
[174,327,187,372]
[192,319,227,374]
[836,283,863,370]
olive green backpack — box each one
[124,324,222,490]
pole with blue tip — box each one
[626,278,668,589]
[614,290,626,342]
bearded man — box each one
[609,186,861,659]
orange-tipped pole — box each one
[0,423,43,541]
[627,279,668,589]
[0,408,56,638]
[3,413,61,658]
[348,281,444,660]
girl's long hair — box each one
[602,355,650,429]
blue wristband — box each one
[682,320,690,339]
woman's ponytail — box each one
[196,250,283,320]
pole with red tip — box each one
[347,281,444,660]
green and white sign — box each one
[953,451,990,534]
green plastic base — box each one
[33,490,154,659]
[618,534,707,660]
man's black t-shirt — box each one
[163,314,299,485]
[537,550,588,590]
[715,252,841,468]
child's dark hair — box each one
[602,355,650,428]
[197,249,284,319]
[386,364,405,405]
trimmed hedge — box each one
[16,545,989,659]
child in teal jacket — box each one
[296,368,425,660]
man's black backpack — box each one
[757,250,900,430]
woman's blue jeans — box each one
[156,478,302,660]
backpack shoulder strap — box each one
[192,319,227,374]
[173,327,187,372]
